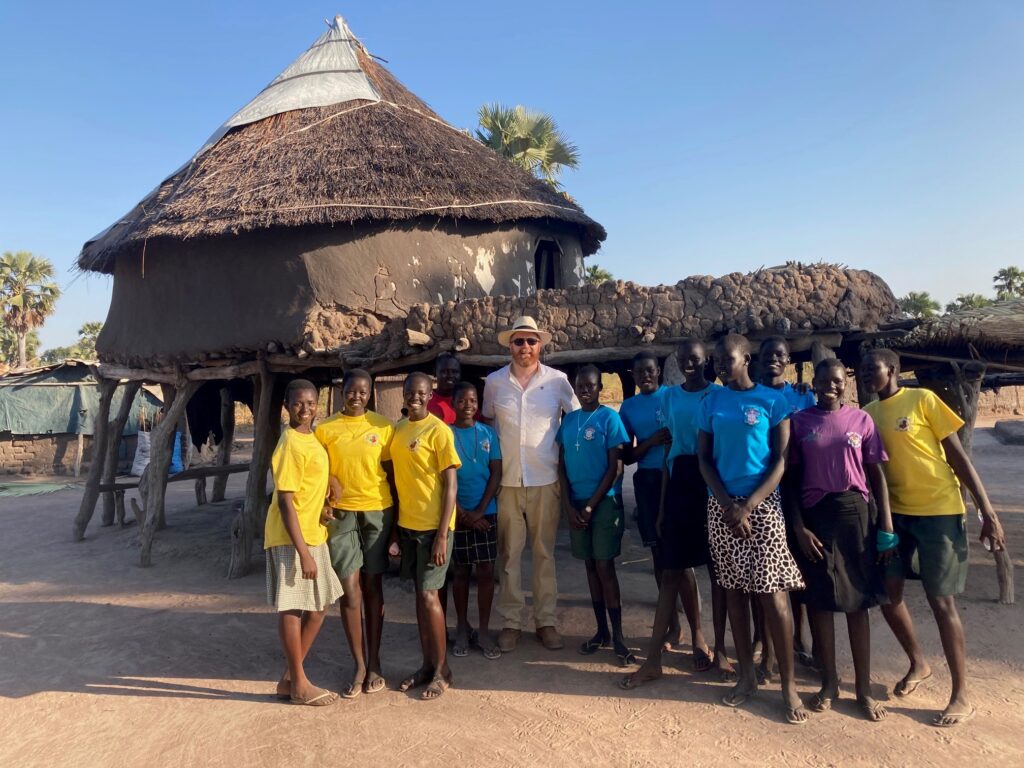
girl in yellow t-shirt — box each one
[860,349,1005,728]
[315,369,396,698]
[266,379,343,706]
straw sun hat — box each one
[497,315,553,346]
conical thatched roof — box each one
[78,16,606,274]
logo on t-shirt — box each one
[895,417,911,432]
[583,426,598,441]
[365,433,380,446]
[846,431,863,448]
[480,439,491,453]
[743,407,761,426]
[408,438,420,452]
[802,431,821,442]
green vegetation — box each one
[1,251,61,369]
[476,103,580,188]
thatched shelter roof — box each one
[78,16,606,274]
[895,298,1024,360]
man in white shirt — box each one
[482,316,579,652]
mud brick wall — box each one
[0,433,138,476]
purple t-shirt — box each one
[789,406,887,509]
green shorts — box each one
[569,496,624,561]
[885,513,968,597]
[398,526,453,591]
[326,507,394,580]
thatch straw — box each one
[898,298,1024,353]
[78,47,606,274]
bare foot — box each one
[275,673,290,700]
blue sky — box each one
[2,1,1022,349]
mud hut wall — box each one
[98,235,315,365]
[1,432,137,476]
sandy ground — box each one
[1,428,1022,768]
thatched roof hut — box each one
[79,16,605,366]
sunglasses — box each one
[512,337,540,347]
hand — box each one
[731,518,753,539]
[649,428,671,446]
[877,544,896,566]
[568,505,586,530]
[320,505,336,525]
[723,499,752,528]
[980,514,1006,552]
[431,533,449,566]
[472,509,491,532]
[299,551,317,580]
[795,526,825,562]
[327,477,343,505]
[388,540,400,559]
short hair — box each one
[717,333,751,356]
[285,378,317,401]
[404,371,433,392]
[341,368,372,388]
[814,357,847,378]
[452,381,477,400]
[677,337,706,356]
[760,335,791,354]
[434,352,460,371]
[631,349,659,366]
[576,364,602,382]
[865,348,900,374]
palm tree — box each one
[944,293,993,313]
[994,266,1024,300]
[476,103,580,188]
[585,264,615,285]
[897,291,941,319]
[76,321,104,360]
[1,251,61,369]
[0,327,40,366]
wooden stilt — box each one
[211,386,235,503]
[194,478,208,506]
[139,381,199,567]
[100,381,142,526]
[72,377,117,540]
[229,361,277,579]
[114,490,126,526]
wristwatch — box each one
[584,505,593,514]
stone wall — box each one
[0,433,138,476]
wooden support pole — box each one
[194,478,208,506]
[139,381,199,567]
[229,362,277,579]
[211,386,235,503]
[100,381,141,526]
[72,377,118,540]
[114,490,126,526]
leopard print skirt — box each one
[707,490,805,594]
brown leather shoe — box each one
[536,626,564,650]
[497,628,521,653]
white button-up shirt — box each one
[482,363,579,487]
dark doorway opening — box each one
[534,240,562,290]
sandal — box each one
[398,667,434,693]
[932,706,976,728]
[894,671,932,697]
[452,635,470,658]
[785,705,809,725]
[421,673,450,701]
[290,686,338,706]
[363,672,386,695]
[616,648,637,666]
[693,646,714,673]
[858,698,887,722]
[578,635,610,655]
[479,641,501,660]
[809,690,837,713]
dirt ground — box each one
[1,428,1022,768]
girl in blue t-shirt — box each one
[556,365,633,665]
[450,382,503,660]
[697,334,807,725]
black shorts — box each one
[655,455,711,571]
[453,517,498,565]
[633,468,663,547]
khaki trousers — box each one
[496,483,561,630]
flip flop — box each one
[290,686,338,706]
[363,673,386,695]
[619,670,660,690]
[693,647,714,673]
[894,671,932,697]
[421,673,450,701]
[932,706,976,728]
[785,706,809,725]
[479,641,501,660]
[858,699,887,722]
[809,691,837,713]
[452,637,470,657]
[616,650,637,667]
[721,690,752,708]
[341,680,363,699]
[399,667,434,693]
[796,650,819,670]
[578,636,610,655]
